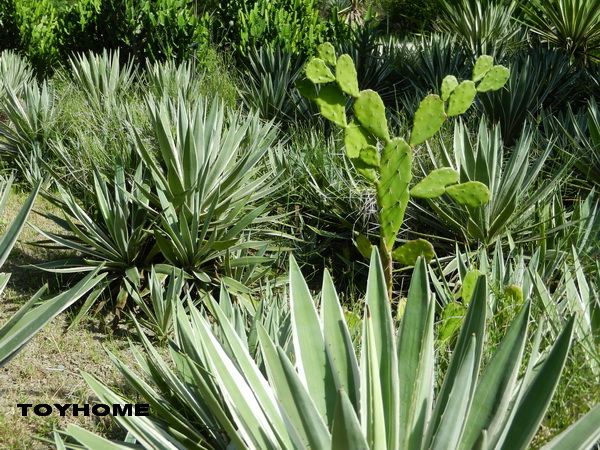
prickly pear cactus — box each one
[445,181,491,207]
[378,138,412,251]
[354,90,390,141]
[298,46,508,297]
[306,58,334,84]
[472,55,493,82]
[336,54,359,97]
[410,168,459,198]
[392,238,435,265]
[317,42,336,66]
[314,84,347,127]
[344,119,375,159]
[441,75,459,101]
[476,65,510,92]
[446,81,477,117]
[410,94,446,146]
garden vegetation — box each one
[0,0,599,448]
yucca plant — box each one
[238,45,313,124]
[394,34,470,115]
[0,50,34,99]
[435,0,522,58]
[519,0,600,65]
[68,49,136,114]
[476,46,581,145]
[56,249,600,448]
[145,58,201,101]
[551,98,600,188]
[130,95,281,284]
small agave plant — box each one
[56,249,599,449]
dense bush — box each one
[215,0,349,56]
[0,0,212,77]
[378,0,438,34]
[0,0,19,50]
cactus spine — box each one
[301,48,509,298]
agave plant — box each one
[31,163,154,324]
[435,238,600,380]
[56,249,600,448]
[0,80,56,185]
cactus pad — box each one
[344,119,376,158]
[336,54,360,98]
[409,94,446,147]
[354,90,390,141]
[306,58,335,84]
[377,138,412,251]
[317,42,336,66]
[315,84,347,127]
[351,157,378,183]
[410,167,459,198]
[472,55,493,82]
[359,145,380,167]
[458,270,484,304]
[441,75,459,101]
[296,78,317,100]
[391,239,435,265]
[476,65,510,92]
[446,80,477,116]
[505,285,523,303]
[445,181,491,207]
[355,233,373,259]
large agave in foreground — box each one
[57,249,599,449]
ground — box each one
[0,190,139,449]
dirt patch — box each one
[0,311,140,449]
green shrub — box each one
[135,0,211,62]
[219,0,347,56]
[0,0,19,50]
[378,0,438,34]
[15,0,61,78]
